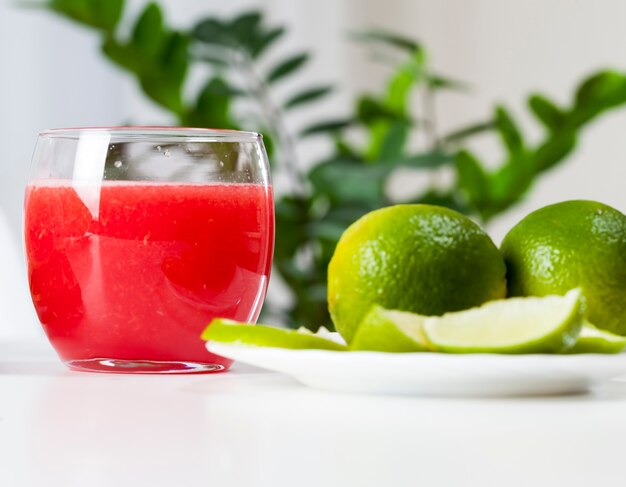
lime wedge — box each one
[350,305,429,352]
[202,319,347,351]
[565,321,626,354]
[423,289,584,354]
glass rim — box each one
[38,126,262,142]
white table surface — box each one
[1,338,626,487]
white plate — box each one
[207,341,626,397]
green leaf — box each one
[184,77,234,128]
[489,153,534,205]
[145,32,189,114]
[455,150,492,216]
[266,53,309,83]
[333,138,361,160]
[427,74,469,91]
[230,10,265,58]
[325,205,372,226]
[102,35,140,72]
[47,0,124,32]
[575,71,626,110]
[192,18,230,45]
[300,119,353,137]
[528,94,564,131]
[484,106,534,211]
[101,5,190,116]
[284,86,333,109]
[131,3,165,61]
[351,30,421,53]
[195,79,244,97]
[377,121,409,161]
[192,11,284,60]
[442,121,496,145]
[274,196,310,261]
[230,11,262,35]
[533,131,577,172]
[495,106,524,155]
[364,121,390,160]
[400,151,455,169]
[229,11,263,53]
[309,160,388,204]
[357,96,405,124]
[572,70,626,125]
[385,51,425,113]
[307,220,347,242]
[251,26,285,58]
[193,50,231,67]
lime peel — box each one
[566,321,626,354]
[202,319,347,351]
[350,305,429,352]
[423,289,584,354]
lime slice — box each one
[202,319,347,351]
[423,289,584,354]
[350,305,429,352]
[565,321,626,354]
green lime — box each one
[350,305,429,352]
[501,200,626,336]
[202,319,347,351]
[422,289,584,353]
[565,321,626,354]
[328,204,506,344]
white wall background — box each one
[1,0,626,336]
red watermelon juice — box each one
[24,180,274,372]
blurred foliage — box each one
[457,72,626,221]
[37,0,626,329]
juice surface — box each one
[24,181,274,367]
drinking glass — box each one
[24,127,274,373]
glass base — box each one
[65,358,227,374]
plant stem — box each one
[421,79,446,190]
[230,49,306,194]
[422,84,440,150]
